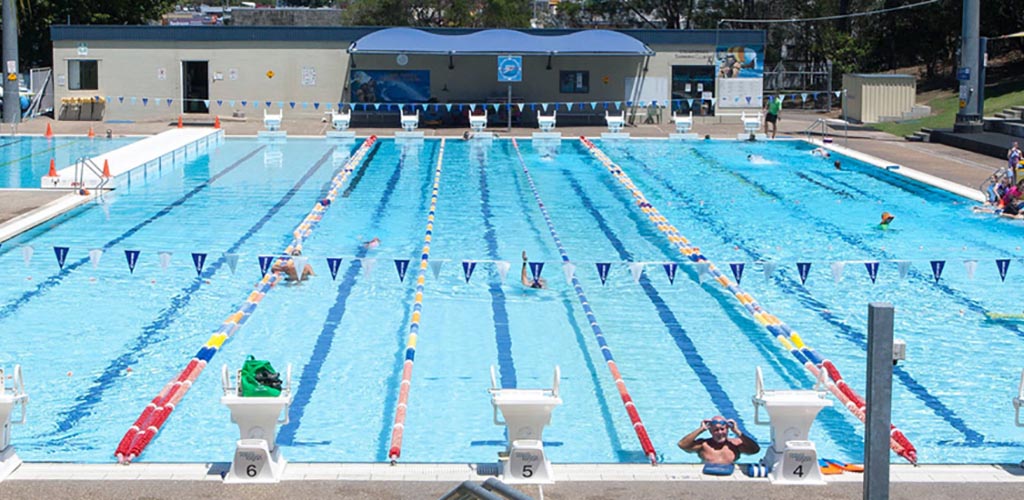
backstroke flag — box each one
[596,263,612,285]
[158,251,172,271]
[529,262,544,282]
[930,260,945,282]
[864,261,879,283]
[830,261,845,283]
[395,259,410,282]
[88,248,103,269]
[663,263,677,284]
[796,262,811,285]
[259,256,275,276]
[125,250,140,274]
[326,257,343,280]
[730,262,744,285]
[495,261,511,283]
[54,246,69,270]
[191,253,207,276]
[224,253,239,274]
[997,258,1011,282]
[963,260,978,280]
[462,260,477,283]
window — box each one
[559,71,589,94]
[68,60,98,90]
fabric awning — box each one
[348,27,654,56]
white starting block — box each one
[670,111,699,140]
[752,367,831,485]
[1014,369,1024,428]
[0,365,27,482]
[737,111,767,141]
[489,366,561,485]
[396,109,424,138]
[533,111,560,140]
[326,109,355,139]
[263,108,283,131]
[220,363,292,484]
[470,109,488,133]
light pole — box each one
[954,0,982,133]
[2,0,20,124]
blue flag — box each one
[730,262,745,285]
[663,263,677,284]
[529,262,544,282]
[796,262,811,285]
[930,260,945,282]
[395,259,410,282]
[191,253,207,277]
[258,256,275,276]
[462,261,477,283]
[864,261,879,283]
[326,257,343,280]
[125,250,140,274]
[997,258,1011,282]
[596,262,611,285]
[54,246,69,270]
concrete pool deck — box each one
[0,114,1019,498]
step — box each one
[1011,105,1024,112]
[904,134,924,142]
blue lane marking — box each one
[560,167,755,439]
[794,172,855,199]
[280,141,438,446]
[0,137,22,149]
[51,145,341,436]
[649,147,984,444]
[0,146,265,321]
[477,151,516,389]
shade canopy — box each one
[348,27,654,56]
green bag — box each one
[240,355,283,397]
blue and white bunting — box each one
[864,261,879,283]
[395,259,410,282]
[663,263,677,284]
[730,262,744,284]
[529,262,544,282]
[430,260,444,279]
[158,251,172,271]
[997,258,1011,282]
[897,260,911,279]
[596,262,612,285]
[562,262,576,284]
[762,261,777,282]
[361,258,376,278]
[191,252,207,276]
[224,253,239,274]
[796,262,811,285]
[125,250,140,274]
[88,248,103,269]
[21,244,33,267]
[462,260,477,283]
[258,256,275,276]
[628,262,644,283]
[830,262,845,283]
[930,260,945,282]
[963,259,977,280]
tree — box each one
[342,0,530,27]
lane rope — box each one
[387,138,447,464]
[578,137,917,464]
[113,136,378,464]
[511,138,657,465]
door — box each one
[182,61,209,114]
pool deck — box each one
[0,114,1019,498]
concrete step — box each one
[1011,105,1024,112]
[905,134,924,142]
[905,130,930,142]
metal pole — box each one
[507,84,512,132]
[2,0,20,124]
[976,37,987,118]
[954,0,980,132]
[864,302,894,500]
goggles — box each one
[709,419,729,427]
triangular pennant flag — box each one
[326,257,343,280]
[831,261,845,283]
[118,96,125,104]
[516,103,524,112]
[265,101,272,108]
[217,99,223,106]
[628,262,644,283]
[590,102,598,110]
[228,100,235,107]
[203,99,210,108]
[541,103,549,112]
[314,102,320,110]
[864,261,879,283]
[253,101,259,108]
[801,93,808,102]
[88,248,103,269]
[730,262,744,285]
[745,96,752,104]
[21,245,33,267]
[125,250,140,274]
[596,262,612,285]
[445,103,453,112]
[277,101,284,109]
[292,256,308,277]
[142,97,149,106]
[469,103,477,112]
[167,99,173,106]
[796,262,811,285]
[158,251,172,271]
[834,91,841,98]
[301,102,308,109]
[241,100,248,107]
[361,258,376,278]
[462,260,477,283]
[897,260,911,279]
[495,261,511,283]
[394,259,410,282]
[529,103,536,111]
[224,253,239,274]
[663,263,677,284]
[429,260,444,279]
[963,260,978,280]
[930,260,945,282]
[562,262,576,284]
[997,258,1011,282]
[53,246,69,270]
[687,98,694,108]
[762,261,777,282]
[696,262,710,284]
[130,96,137,105]
[191,252,207,277]
[529,262,544,282]
[258,255,275,276]
[155,98,163,106]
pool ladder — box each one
[73,156,110,191]
[801,118,848,146]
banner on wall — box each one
[715,45,763,109]
[350,70,431,104]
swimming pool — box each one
[2,136,1022,465]
[0,135,138,188]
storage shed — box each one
[842,73,917,123]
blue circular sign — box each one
[498,56,522,82]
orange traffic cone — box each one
[88,126,95,139]
[177,115,184,128]
[214,116,221,129]
[48,158,57,177]
[45,123,54,139]
[102,159,111,178]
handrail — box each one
[802,117,849,146]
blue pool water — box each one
[0,136,138,188]
[1,137,1023,465]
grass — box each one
[870,79,1024,138]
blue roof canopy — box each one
[348,27,654,56]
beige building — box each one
[50,26,764,126]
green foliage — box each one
[342,0,530,27]
[870,84,1024,138]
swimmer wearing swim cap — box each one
[879,212,895,230]
[363,237,381,249]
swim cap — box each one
[881,212,894,223]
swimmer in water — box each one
[521,251,547,289]
[834,160,842,170]
[363,237,381,249]
[879,211,895,230]
[272,248,314,281]
[811,147,831,158]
